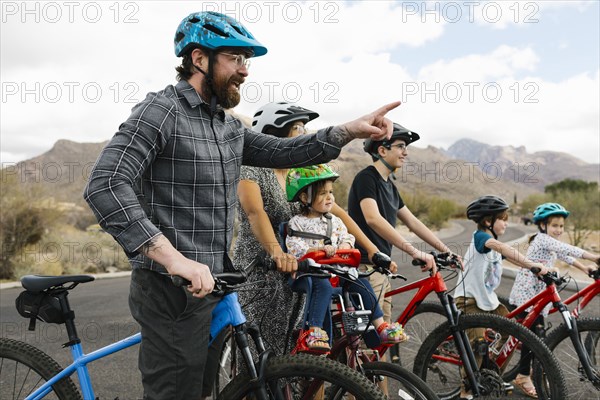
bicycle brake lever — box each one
[389,273,408,281]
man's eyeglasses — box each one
[220,52,251,69]
[292,125,307,134]
[389,143,408,151]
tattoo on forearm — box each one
[141,235,164,255]
[327,126,353,148]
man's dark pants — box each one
[129,268,219,399]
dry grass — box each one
[9,223,130,280]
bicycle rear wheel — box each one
[540,317,600,399]
[360,361,439,400]
[412,313,567,400]
[0,338,81,400]
[217,353,386,400]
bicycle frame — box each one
[507,273,600,324]
[558,274,600,318]
[504,272,600,383]
[27,334,141,400]
[386,271,448,330]
[384,268,519,396]
[26,293,247,400]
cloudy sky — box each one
[2,0,599,164]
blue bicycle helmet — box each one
[174,11,267,57]
[532,203,570,223]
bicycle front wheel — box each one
[391,301,447,369]
[0,338,81,400]
[541,317,600,399]
[412,313,567,400]
[217,353,386,400]
[361,361,439,400]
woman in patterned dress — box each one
[233,102,392,356]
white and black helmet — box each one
[252,102,319,134]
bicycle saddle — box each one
[21,275,95,292]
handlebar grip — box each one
[372,252,392,270]
[531,267,541,275]
[266,258,312,273]
[412,259,426,266]
[296,259,311,273]
[171,275,190,287]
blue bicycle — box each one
[0,266,386,400]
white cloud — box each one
[467,0,595,30]
[1,1,598,165]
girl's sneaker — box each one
[377,322,409,344]
[300,327,331,353]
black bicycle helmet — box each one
[252,102,319,134]
[466,195,509,222]
[363,123,420,156]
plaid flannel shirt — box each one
[84,80,341,273]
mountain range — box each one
[5,135,599,210]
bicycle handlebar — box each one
[170,271,249,295]
[296,255,407,282]
[528,267,569,287]
[411,251,462,270]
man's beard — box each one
[202,73,242,109]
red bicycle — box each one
[499,268,600,399]
[289,249,439,400]
[379,252,568,399]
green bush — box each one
[403,190,458,230]
[521,179,600,247]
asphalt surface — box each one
[1,219,597,399]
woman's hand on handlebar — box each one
[272,250,298,275]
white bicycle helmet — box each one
[252,102,319,134]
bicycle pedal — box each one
[502,381,514,393]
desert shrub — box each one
[0,171,63,279]
[403,190,458,230]
[522,179,600,247]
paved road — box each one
[1,219,597,399]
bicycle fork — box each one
[233,323,274,400]
[438,293,483,397]
[557,303,600,386]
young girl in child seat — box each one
[509,202,600,398]
[285,164,408,353]
[455,195,549,400]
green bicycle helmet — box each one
[532,203,570,223]
[286,164,339,202]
